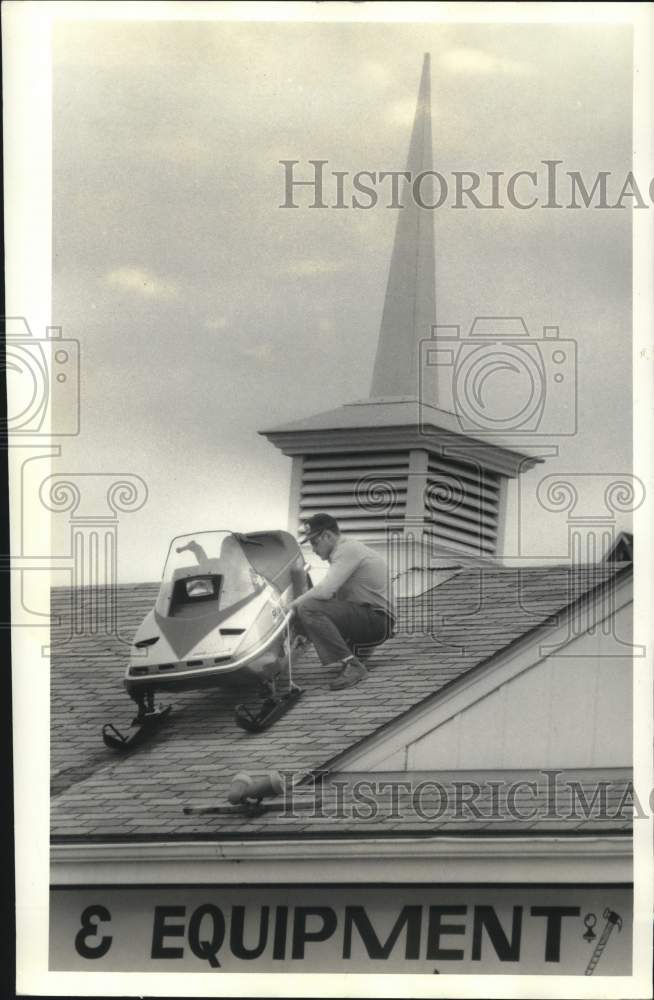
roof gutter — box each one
[51,834,632,886]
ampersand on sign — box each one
[74,905,113,959]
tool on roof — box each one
[101,529,310,752]
[183,798,324,818]
[183,769,324,816]
[584,908,622,975]
[228,770,284,805]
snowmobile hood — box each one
[153,589,267,661]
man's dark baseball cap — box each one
[299,513,339,542]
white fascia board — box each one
[263,426,535,478]
[51,835,631,886]
[336,570,633,772]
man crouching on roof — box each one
[287,513,396,691]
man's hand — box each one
[287,591,315,612]
[279,592,298,612]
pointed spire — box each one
[370,53,436,399]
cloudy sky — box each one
[52,16,634,582]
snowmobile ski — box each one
[102,705,172,752]
[234,685,304,733]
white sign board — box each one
[50,884,632,974]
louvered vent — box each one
[299,451,411,539]
[425,455,500,556]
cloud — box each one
[282,258,346,277]
[440,48,535,78]
[205,316,229,332]
[241,343,272,363]
[359,60,394,88]
[105,266,179,300]
[387,98,418,128]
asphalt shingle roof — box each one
[177,768,633,838]
[50,562,629,840]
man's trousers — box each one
[295,597,393,665]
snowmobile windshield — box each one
[158,531,266,619]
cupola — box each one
[261,55,543,570]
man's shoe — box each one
[329,656,367,691]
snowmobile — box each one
[102,529,311,751]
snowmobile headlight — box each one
[185,577,215,598]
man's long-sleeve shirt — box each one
[295,537,394,617]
